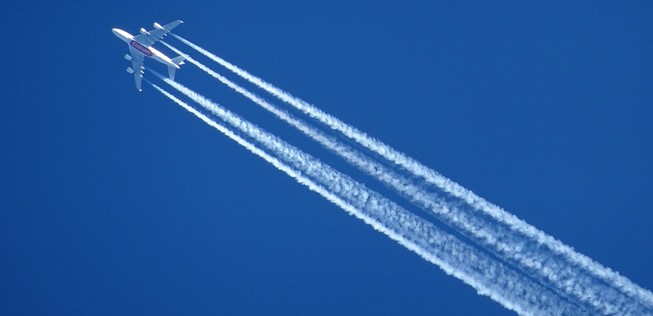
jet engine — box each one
[126,67,134,74]
[124,54,132,61]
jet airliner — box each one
[112,20,185,91]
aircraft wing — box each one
[128,46,145,91]
[133,20,183,47]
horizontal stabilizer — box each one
[168,55,185,81]
[171,56,185,66]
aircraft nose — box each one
[112,28,133,42]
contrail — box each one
[170,33,653,311]
[147,76,589,315]
[160,42,650,314]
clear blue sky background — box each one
[1,1,652,315]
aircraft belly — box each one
[129,40,153,57]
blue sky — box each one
[2,1,652,314]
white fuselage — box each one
[111,28,179,69]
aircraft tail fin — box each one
[167,56,186,81]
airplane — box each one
[112,20,185,91]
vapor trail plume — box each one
[147,77,588,315]
[169,33,653,311]
[160,42,650,314]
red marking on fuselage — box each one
[130,40,153,57]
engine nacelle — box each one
[126,67,134,74]
[124,54,132,61]
[140,27,149,35]
[153,22,164,30]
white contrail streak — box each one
[161,42,650,314]
[147,77,588,315]
[170,34,653,312]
